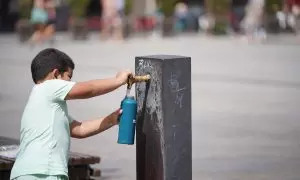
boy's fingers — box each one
[116,109,122,124]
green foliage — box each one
[124,0,133,15]
[213,20,228,35]
[19,0,32,19]
[265,0,283,14]
[160,0,177,17]
[206,0,231,15]
[68,0,90,18]
[205,0,230,35]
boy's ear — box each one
[53,69,60,79]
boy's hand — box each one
[66,70,132,100]
[108,108,123,126]
[116,70,132,85]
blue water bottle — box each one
[118,95,137,145]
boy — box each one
[10,48,132,180]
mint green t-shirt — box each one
[10,79,76,180]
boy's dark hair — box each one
[31,48,75,84]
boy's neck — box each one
[36,76,55,84]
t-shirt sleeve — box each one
[49,79,76,101]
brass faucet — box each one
[127,75,151,89]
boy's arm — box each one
[66,78,122,100]
[70,109,121,139]
[65,70,131,100]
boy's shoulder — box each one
[35,79,75,101]
[38,79,75,87]
[37,79,75,92]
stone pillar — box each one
[135,55,192,180]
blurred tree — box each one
[68,0,90,18]
[265,0,283,14]
[159,0,177,36]
[19,0,32,19]
[67,0,90,40]
[160,0,176,17]
[124,0,133,16]
[205,0,231,35]
[205,0,231,16]
[17,0,33,43]
[263,0,283,33]
[123,0,133,38]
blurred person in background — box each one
[240,0,266,42]
[29,0,56,45]
[100,0,124,41]
[174,0,206,33]
[43,0,56,43]
[276,0,300,34]
[174,1,189,32]
[29,0,48,44]
[186,0,205,32]
[198,12,215,34]
[231,0,248,34]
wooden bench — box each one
[0,136,101,180]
